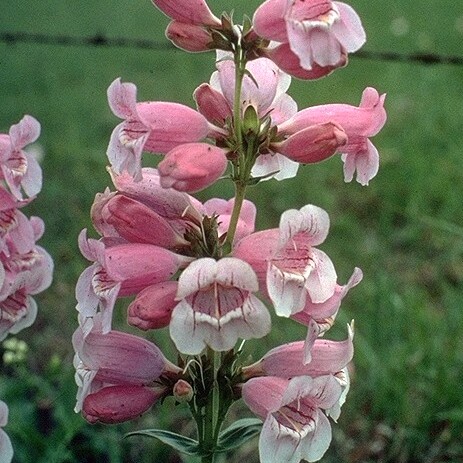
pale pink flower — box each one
[82,384,165,424]
[72,320,180,413]
[0,115,42,200]
[127,281,178,330]
[0,216,53,341]
[107,78,210,180]
[292,268,362,361]
[243,323,353,379]
[158,143,228,193]
[75,229,192,335]
[203,197,256,242]
[242,375,342,463]
[194,55,300,181]
[151,0,220,27]
[234,204,337,317]
[0,400,13,463]
[279,87,387,185]
[253,0,366,76]
[169,257,271,354]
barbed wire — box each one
[2,31,463,66]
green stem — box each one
[224,44,249,251]
[224,180,247,249]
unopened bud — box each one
[173,379,194,403]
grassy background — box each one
[1,0,463,461]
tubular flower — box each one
[253,0,366,78]
[234,204,337,317]
[106,78,210,181]
[127,281,178,330]
[279,87,387,185]
[169,257,271,355]
[72,319,181,414]
[82,384,165,424]
[0,115,42,200]
[0,214,53,341]
[91,189,188,249]
[151,0,220,27]
[158,143,228,193]
[242,375,342,463]
[75,229,192,335]
[166,21,215,53]
[109,168,203,235]
[291,267,362,360]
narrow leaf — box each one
[125,428,200,456]
[216,418,262,452]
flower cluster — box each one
[0,115,54,462]
[74,1,386,462]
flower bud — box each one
[173,379,194,403]
[158,143,227,193]
[274,122,347,164]
[82,385,162,424]
[127,281,178,330]
[166,21,213,52]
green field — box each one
[1,0,463,461]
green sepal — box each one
[125,429,200,456]
[216,418,262,452]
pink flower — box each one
[234,204,337,316]
[72,320,180,413]
[127,281,178,330]
[169,257,271,354]
[292,268,362,361]
[0,216,53,341]
[109,168,203,234]
[91,189,188,249]
[0,115,42,199]
[166,21,214,52]
[107,78,210,180]
[0,401,13,463]
[273,122,347,164]
[194,55,300,181]
[253,0,366,77]
[242,375,342,463]
[158,143,228,193]
[264,43,348,80]
[243,323,353,378]
[279,87,387,185]
[82,384,165,424]
[75,229,192,335]
[151,0,220,27]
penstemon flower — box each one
[0,116,53,462]
[73,1,387,462]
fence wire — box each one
[2,31,463,66]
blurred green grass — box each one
[1,0,463,461]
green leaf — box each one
[216,418,262,452]
[125,428,200,456]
